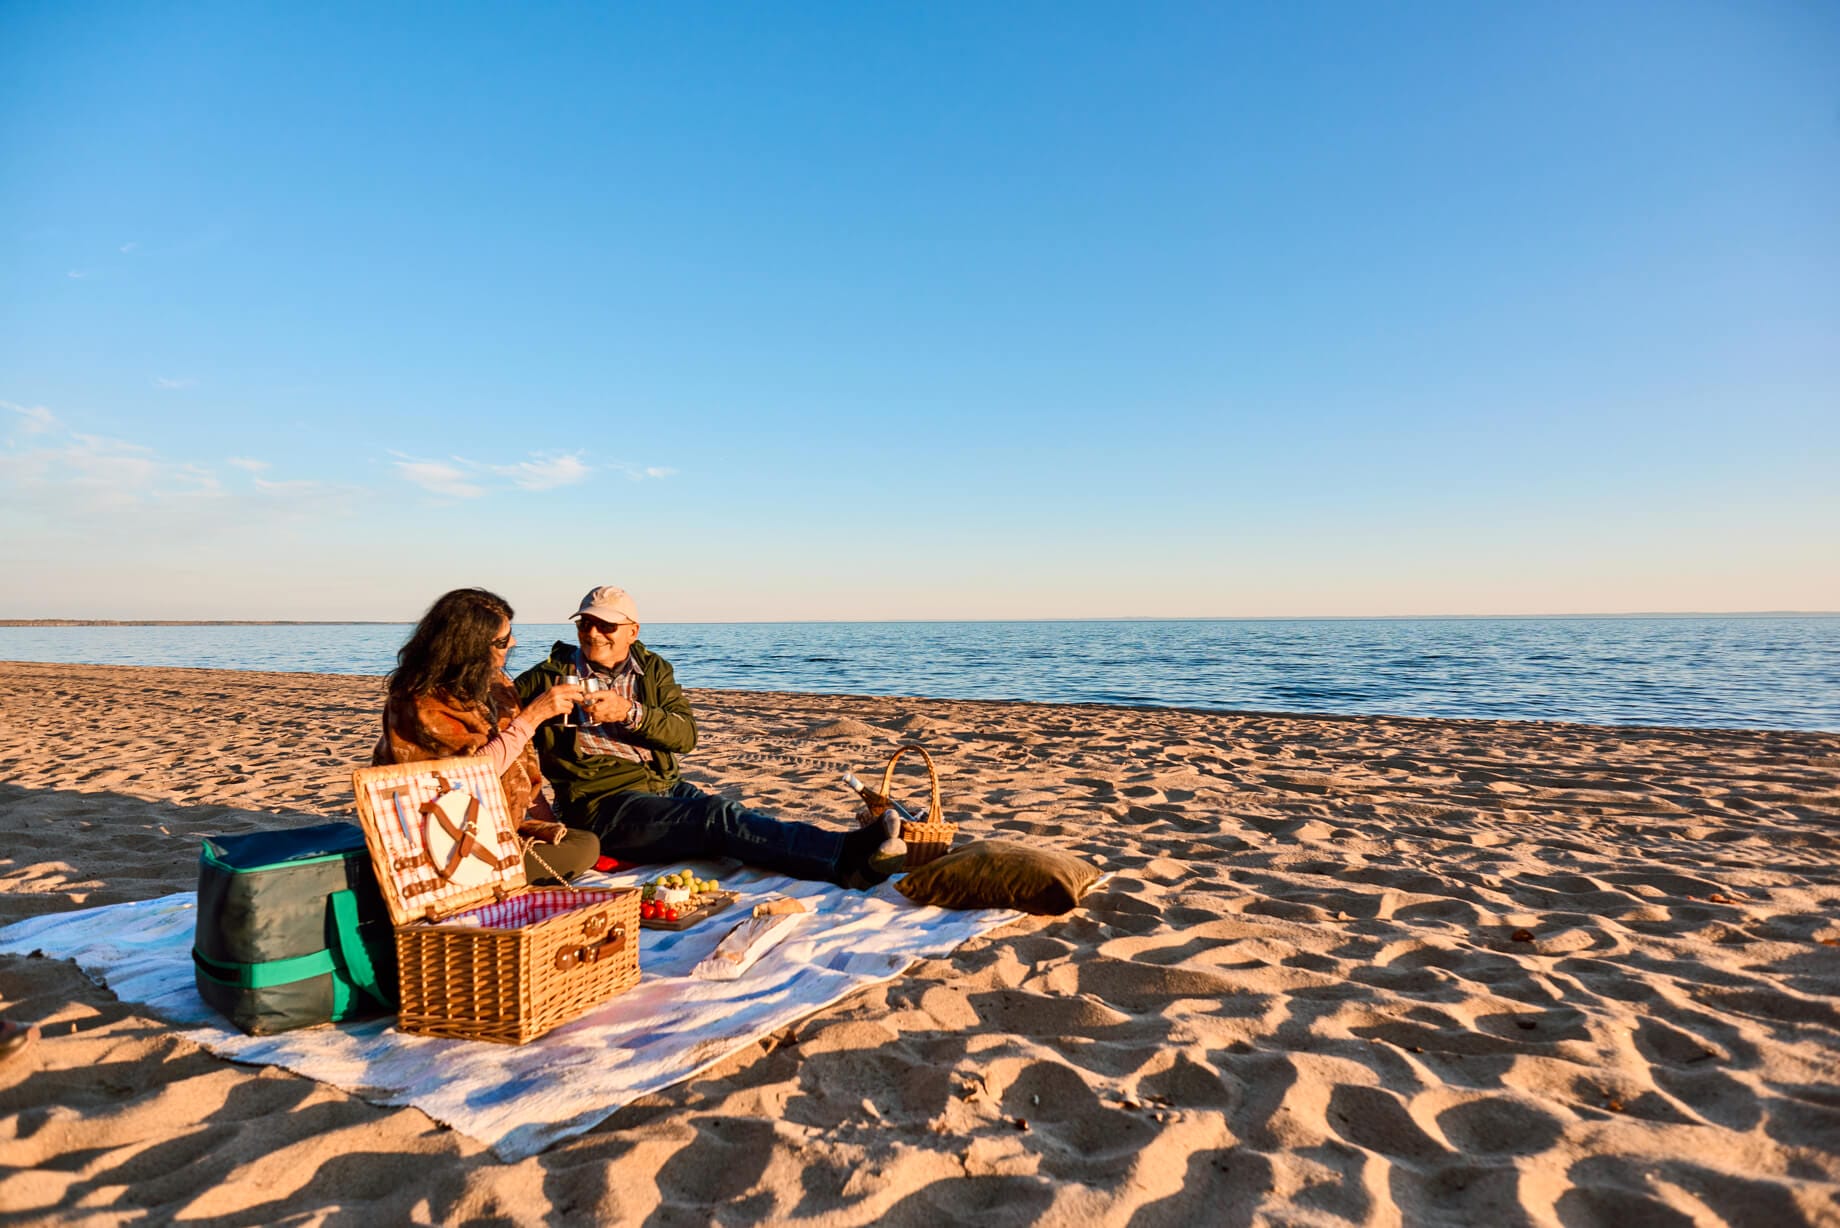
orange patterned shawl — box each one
[372,674,547,825]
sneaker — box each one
[866,836,908,879]
[838,811,908,889]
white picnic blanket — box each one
[0,864,1019,1160]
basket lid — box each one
[351,756,527,925]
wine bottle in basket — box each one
[842,773,919,825]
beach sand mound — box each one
[3,661,1840,1224]
[807,717,886,742]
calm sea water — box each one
[2,617,1836,732]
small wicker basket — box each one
[877,743,958,868]
[352,757,640,1045]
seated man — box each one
[514,585,905,888]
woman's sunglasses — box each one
[491,630,514,649]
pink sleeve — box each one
[476,714,538,777]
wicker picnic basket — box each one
[878,744,958,868]
[351,757,640,1045]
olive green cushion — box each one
[895,839,1100,915]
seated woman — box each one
[374,588,600,883]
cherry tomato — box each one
[664,907,679,922]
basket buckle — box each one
[554,926,626,971]
[583,913,609,939]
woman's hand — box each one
[527,681,584,723]
[584,691,636,726]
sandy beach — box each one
[2,658,1839,1226]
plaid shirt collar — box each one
[572,646,643,684]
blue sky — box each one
[2,3,1835,621]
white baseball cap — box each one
[570,585,639,625]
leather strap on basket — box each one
[554,925,626,970]
[877,743,943,824]
[419,778,517,882]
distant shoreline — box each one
[0,620,406,627]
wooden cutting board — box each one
[640,890,740,931]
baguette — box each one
[691,895,810,981]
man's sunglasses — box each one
[579,616,634,637]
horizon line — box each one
[3,610,1837,628]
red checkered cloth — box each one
[447,887,629,930]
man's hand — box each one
[528,681,584,723]
[584,692,635,726]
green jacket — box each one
[513,641,698,812]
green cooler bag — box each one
[193,822,399,1034]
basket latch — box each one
[554,925,626,971]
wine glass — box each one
[579,674,608,726]
[561,667,593,727]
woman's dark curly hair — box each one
[389,588,513,714]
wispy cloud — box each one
[1,431,163,506]
[171,462,223,496]
[603,462,679,481]
[491,452,591,491]
[391,449,665,497]
[393,457,486,498]
[253,477,320,494]
[120,242,139,254]
[154,376,197,390]
[66,270,90,280]
[3,401,58,434]
[0,400,346,523]
[226,456,270,473]
[53,437,222,503]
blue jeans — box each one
[576,780,844,883]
